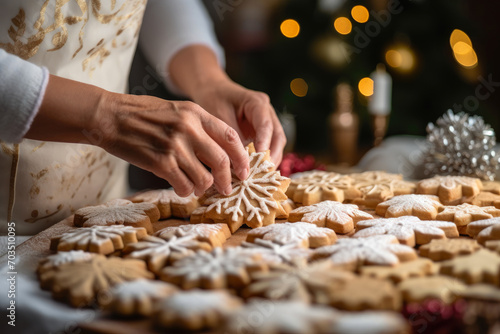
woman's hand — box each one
[169,45,286,165]
[26,75,250,197]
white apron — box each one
[0,0,147,235]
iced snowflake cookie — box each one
[349,171,416,208]
[196,143,290,233]
[328,277,401,311]
[439,249,500,285]
[398,276,466,304]
[241,239,312,265]
[39,254,154,307]
[131,189,199,219]
[73,199,160,234]
[223,299,337,334]
[330,311,409,334]
[375,194,443,219]
[354,216,459,247]
[311,235,417,269]
[154,290,242,331]
[360,258,438,283]
[160,247,268,290]
[154,223,231,248]
[288,201,373,234]
[416,175,483,205]
[436,203,500,226]
[37,251,96,285]
[98,279,178,317]
[419,239,482,261]
[286,170,353,205]
[243,260,355,304]
[50,225,148,255]
[246,222,337,248]
[122,235,211,274]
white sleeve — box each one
[0,49,49,143]
[139,0,225,96]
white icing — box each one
[354,216,457,244]
[41,250,95,268]
[291,201,373,228]
[133,189,198,205]
[241,239,311,265]
[249,222,336,245]
[57,225,146,250]
[76,200,156,226]
[314,235,416,266]
[331,311,408,334]
[108,279,177,299]
[156,290,240,315]
[155,223,227,241]
[203,150,287,223]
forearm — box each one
[25,75,108,144]
[169,45,229,100]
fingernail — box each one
[238,167,250,180]
[223,186,232,196]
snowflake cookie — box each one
[73,199,160,234]
[419,239,482,261]
[354,216,459,247]
[360,258,438,283]
[38,254,154,307]
[375,194,443,220]
[243,260,355,304]
[286,170,353,205]
[50,225,148,255]
[223,299,337,334]
[241,239,312,265]
[288,200,373,234]
[197,143,290,233]
[131,189,199,219]
[99,279,178,316]
[416,175,483,205]
[160,247,268,290]
[37,251,96,279]
[122,235,212,274]
[468,191,500,207]
[154,290,242,331]
[436,203,500,226]
[246,222,338,248]
[311,235,417,269]
[349,171,417,208]
[398,275,466,304]
[328,277,401,311]
[466,217,500,238]
[154,223,231,248]
[439,249,500,285]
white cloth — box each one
[139,0,225,96]
[0,49,49,144]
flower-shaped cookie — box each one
[375,194,443,219]
[160,247,268,290]
[246,222,337,248]
[354,216,459,247]
[131,189,199,219]
[288,200,373,234]
[73,199,160,234]
[416,175,483,204]
[286,171,353,205]
[311,235,417,269]
[37,251,96,277]
[419,238,482,261]
[198,143,290,233]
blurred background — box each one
[129,0,500,187]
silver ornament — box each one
[423,109,500,181]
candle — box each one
[368,64,392,116]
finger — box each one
[193,134,234,195]
[175,144,215,196]
[155,155,195,197]
[202,115,250,181]
[244,98,273,153]
[269,110,287,165]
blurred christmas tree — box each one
[216,0,499,157]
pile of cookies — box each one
[37,144,500,333]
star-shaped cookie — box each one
[436,203,500,226]
[375,194,443,219]
[419,238,482,261]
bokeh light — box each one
[334,17,352,35]
[290,78,308,97]
[351,5,369,23]
[450,29,478,69]
[358,77,374,96]
[385,45,415,72]
[450,29,472,48]
[280,19,300,38]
